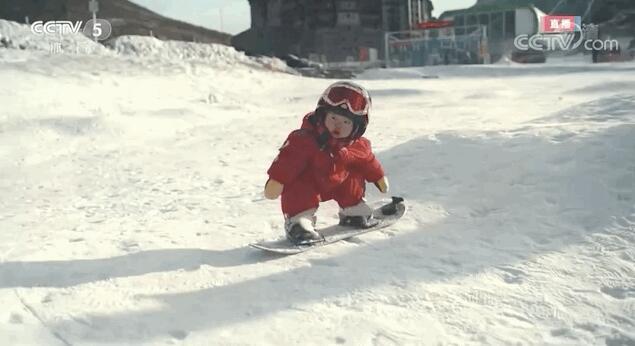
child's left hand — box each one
[374,176,389,193]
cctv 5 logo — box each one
[31,19,112,41]
[31,21,83,35]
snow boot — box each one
[285,208,323,245]
[338,200,379,229]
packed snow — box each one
[1,19,634,345]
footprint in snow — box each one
[169,330,188,340]
[9,313,23,324]
[600,286,635,300]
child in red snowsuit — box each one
[264,81,389,244]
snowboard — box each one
[250,197,406,255]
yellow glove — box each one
[264,179,284,199]
[374,176,389,193]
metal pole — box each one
[385,32,390,68]
[92,10,97,42]
[422,0,428,21]
[407,0,412,30]
[88,0,99,42]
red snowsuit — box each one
[267,113,385,217]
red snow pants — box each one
[280,170,365,218]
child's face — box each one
[324,112,354,139]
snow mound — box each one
[494,53,517,65]
[0,19,110,55]
[108,35,295,73]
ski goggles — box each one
[321,84,370,116]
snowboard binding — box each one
[339,197,403,228]
[380,196,405,216]
[286,223,324,245]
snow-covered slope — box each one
[1,19,634,346]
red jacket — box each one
[267,113,384,194]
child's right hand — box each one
[264,179,284,199]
